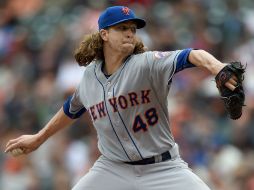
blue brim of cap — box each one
[102,18,146,29]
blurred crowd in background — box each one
[0,0,254,189]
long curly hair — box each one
[74,32,146,66]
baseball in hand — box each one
[10,148,24,157]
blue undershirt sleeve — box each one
[63,96,87,119]
[175,48,195,73]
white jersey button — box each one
[107,81,111,85]
[132,154,139,160]
[107,92,112,96]
[123,136,129,141]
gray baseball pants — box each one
[72,144,211,190]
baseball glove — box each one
[215,62,245,120]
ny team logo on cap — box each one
[122,7,130,15]
[98,6,146,30]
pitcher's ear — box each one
[100,29,108,41]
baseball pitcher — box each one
[5,6,245,190]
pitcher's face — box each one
[100,21,138,55]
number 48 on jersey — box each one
[132,107,158,132]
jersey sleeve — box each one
[146,48,195,84]
[175,48,195,73]
[63,85,87,119]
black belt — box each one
[125,151,171,165]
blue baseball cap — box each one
[98,6,146,30]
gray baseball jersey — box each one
[64,48,193,162]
